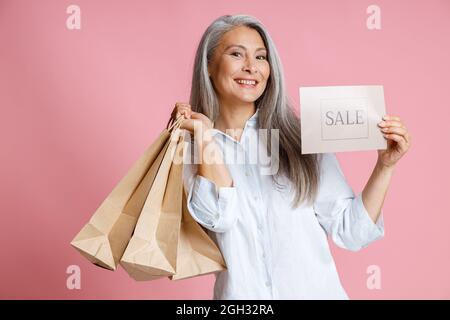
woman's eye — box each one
[231,52,267,60]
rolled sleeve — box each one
[313,153,385,251]
[185,174,238,233]
[352,192,385,246]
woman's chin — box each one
[221,93,260,105]
[234,95,259,104]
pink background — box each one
[0,0,449,299]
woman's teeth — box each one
[235,79,256,86]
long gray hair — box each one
[189,14,321,208]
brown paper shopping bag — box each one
[170,189,226,280]
[120,123,227,281]
[120,125,185,280]
[70,117,183,271]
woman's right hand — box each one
[171,102,213,134]
[172,103,233,189]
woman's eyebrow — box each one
[224,44,267,52]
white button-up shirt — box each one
[182,108,385,300]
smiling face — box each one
[208,26,271,108]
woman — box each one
[170,14,411,299]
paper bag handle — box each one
[167,115,184,132]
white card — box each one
[299,85,387,154]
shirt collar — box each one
[246,108,259,127]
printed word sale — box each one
[324,110,365,126]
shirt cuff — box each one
[352,192,385,248]
[186,174,238,233]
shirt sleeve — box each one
[313,153,385,251]
[182,132,239,233]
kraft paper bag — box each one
[121,126,227,281]
[70,117,182,271]
[299,85,387,154]
[120,123,184,281]
[169,189,226,281]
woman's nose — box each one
[242,59,258,73]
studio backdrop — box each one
[0,0,449,299]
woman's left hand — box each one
[377,115,411,168]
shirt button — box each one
[245,171,251,177]
[265,280,271,287]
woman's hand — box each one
[377,115,411,168]
[171,102,213,134]
[171,103,233,188]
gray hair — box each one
[189,14,321,208]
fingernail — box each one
[383,115,389,120]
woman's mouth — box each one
[234,79,258,88]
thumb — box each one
[190,112,206,123]
[190,111,202,118]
